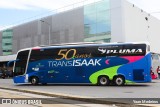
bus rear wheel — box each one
[31,77,39,85]
[114,76,125,86]
[98,76,110,86]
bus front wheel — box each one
[98,76,110,86]
[114,76,125,86]
[31,77,39,85]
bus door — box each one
[13,50,30,83]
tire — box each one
[114,76,125,86]
[98,76,110,86]
[31,77,39,85]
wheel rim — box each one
[116,77,123,85]
[32,78,37,84]
[100,77,108,85]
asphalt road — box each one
[0,79,160,98]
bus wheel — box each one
[31,77,39,85]
[98,76,110,86]
[114,76,125,86]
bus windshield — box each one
[14,50,29,76]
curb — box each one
[0,86,156,107]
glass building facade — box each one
[0,0,111,56]
[84,0,111,42]
[2,29,13,55]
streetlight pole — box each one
[40,20,51,45]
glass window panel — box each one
[84,13,96,24]
[3,52,12,56]
[3,50,12,52]
[2,29,13,55]
[84,24,96,37]
[2,36,12,39]
[103,38,111,42]
[3,33,12,36]
[97,10,110,23]
[84,3,96,15]
[2,46,12,49]
[2,39,12,43]
[2,43,12,46]
[97,22,111,34]
[4,43,12,45]
[83,0,111,42]
[96,0,110,12]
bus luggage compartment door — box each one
[133,69,144,81]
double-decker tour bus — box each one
[13,42,151,86]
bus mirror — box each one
[7,59,20,67]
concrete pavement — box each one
[0,89,112,107]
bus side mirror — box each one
[7,59,20,67]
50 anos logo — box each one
[56,49,76,60]
[55,49,92,60]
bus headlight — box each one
[25,74,28,82]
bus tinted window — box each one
[14,50,29,76]
[29,47,105,61]
[30,44,147,62]
[29,49,57,61]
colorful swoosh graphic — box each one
[89,55,149,84]
[89,65,122,84]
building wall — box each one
[50,7,84,44]
[123,0,160,53]
[123,1,149,42]
[110,0,125,42]
[1,7,84,55]
[148,16,160,53]
[12,21,38,54]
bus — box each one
[13,42,151,86]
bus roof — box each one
[18,41,150,52]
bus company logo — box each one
[98,48,143,54]
[98,48,106,54]
[48,59,102,67]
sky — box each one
[1,0,160,30]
